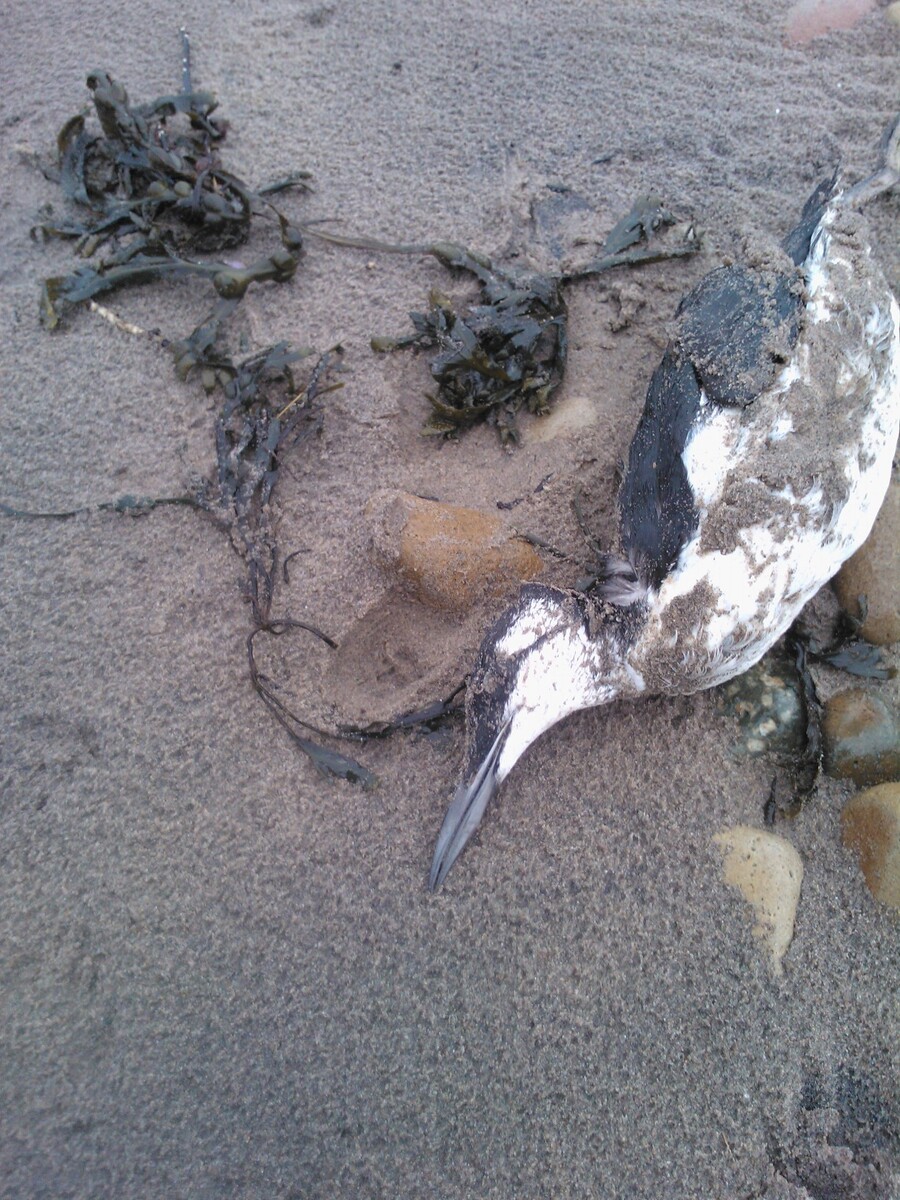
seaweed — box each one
[805,598,894,680]
[23,36,386,787]
[201,343,342,624]
[35,30,309,364]
[788,634,824,804]
[23,40,467,783]
[372,242,569,444]
[226,341,463,772]
[336,682,466,741]
[171,336,395,785]
[595,192,676,257]
[813,638,891,679]
[347,195,699,443]
[0,495,201,520]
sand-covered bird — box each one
[429,121,900,889]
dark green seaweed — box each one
[351,195,699,443]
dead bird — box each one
[429,121,900,889]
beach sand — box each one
[1,2,898,1196]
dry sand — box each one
[1,2,898,1197]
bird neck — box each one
[579,597,648,706]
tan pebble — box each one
[784,0,878,45]
[841,782,900,909]
[888,1,900,27]
[366,489,543,612]
[822,689,900,787]
[833,478,899,646]
[524,393,597,443]
[712,826,804,975]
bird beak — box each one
[428,718,511,890]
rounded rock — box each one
[822,689,900,787]
[841,782,900,909]
[833,476,900,646]
[366,489,543,612]
[717,653,804,759]
[712,825,804,975]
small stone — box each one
[841,782,900,909]
[524,393,597,443]
[833,477,900,646]
[717,653,804,759]
[784,0,879,46]
[822,689,900,787]
[366,489,543,612]
[713,826,804,975]
[888,1,900,28]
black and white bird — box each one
[429,124,900,890]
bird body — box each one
[633,203,899,697]
[429,135,900,890]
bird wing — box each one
[614,346,705,593]
[614,262,804,592]
[599,176,837,598]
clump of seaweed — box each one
[24,36,396,785]
[208,342,383,786]
[374,243,568,443]
[34,31,309,375]
[803,597,893,681]
[323,195,699,444]
[21,36,466,786]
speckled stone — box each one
[712,826,804,975]
[717,654,804,759]
[833,477,900,646]
[822,689,900,787]
[841,782,900,909]
[366,489,543,612]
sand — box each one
[1,2,898,1197]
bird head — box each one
[428,584,638,889]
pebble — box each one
[841,782,900,909]
[822,689,900,787]
[523,392,597,443]
[366,489,543,612]
[717,653,804,758]
[712,826,804,975]
[833,476,899,646]
[784,0,879,45]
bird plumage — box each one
[429,135,900,890]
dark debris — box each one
[371,241,568,444]
[327,195,699,443]
[35,36,309,365]
[25,38,385,787]
[805,598,894,681]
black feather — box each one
[618,348,703,590]
[782,172,837,266]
